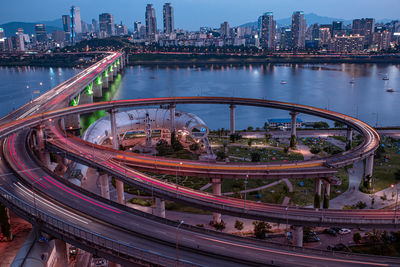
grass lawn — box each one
[371,137,400,191]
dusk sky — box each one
[1,0,399,29]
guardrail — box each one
[0,187,200,267]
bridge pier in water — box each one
[109,108,125,205]
[212,178,222,224]
[155,198,166,218]
[292,225,303,247]
[102,72,109,89]
[80,84,93,105]
[230,104,235,134]
[94,76,103,98]
[63,114,81,135]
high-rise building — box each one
[0,28,4,40]
[163,3,174,34]
[52,30,66,43]
[71,6,82,34]
[92,19,99,32]
[332,21,344,37]
[145,4,157,40]
[318,25,331,47]
[62,15,71,42]
[280,28,292,50]
[220,21,230,38]
[134,21,142,33]
[116,22,128,36]
[12,35,25,51]
[35,24,47,43]
[291,11,306,49]
[99,13,115,36]
[352,18,375,46]
[259,12,275,50]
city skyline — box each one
[0,0,399,30]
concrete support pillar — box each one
[99,173,110,199]
[170,104,176,134]
[35,126,51,167]
[108,68,114,82]
[314,178,322,208]
[230,104,235,135]
[116,179,125,205]
[103,73,109,89]
[346,127,353,148]
[323,181,331,209]
[93,77,103,98]
[292,225,303,247]
[155,198,166,218]
[365,154,374,179]
[54,239,68,266]
[0,205,13,241]
[290,111,298,137]
[64,114,81,133]
[109,108,125,205]
[212,178,222,224]
[80,90,93,105]
[109,109,119,150]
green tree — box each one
[310,146,321,154]
[189,142,200,151]
[353,232,362,244]
[323,193,330,209]
[216,151,226,161]
[251,152,261,162]
[156,139,171,156]
[313,121,329,129]
[234,220,244,231]
[334,122,345,128]
[394,169,400,181]
[253,221,271,239]
[248,139,253,147]
[247,126,254,131]
[264,133,272,144]
[290,135,297,149]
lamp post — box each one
[395,184,399,224]
[176,162,182,197]
[176,220,184,266]
[285,206,289,244]
[244,174,248,210]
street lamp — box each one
[176,220,184,266]
[395,184,399,224]
[285,206,289,244]
[176,162,182,196]
[244,174,248,210]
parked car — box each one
[323,228,337,236]
[304,234,320,243]
[338,228,351,235]
[327,243,351,252]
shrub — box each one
[353,232,362,244]
[234,220,244,231]
[253,221,271,239]
[310,146,321,154]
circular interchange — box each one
[0,96,380,178]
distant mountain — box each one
[238,13,397,28]
[0,19,63,37]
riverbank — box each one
[128,53,400,66]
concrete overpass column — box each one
[112,63,118,77]
[80,87,93,105]
[230,104,236,135]
[98,172,110,199]
[109,109,125,205]
[365,154,374,179]
[212,178,222,224]
[35,126,51,167]
[292,226,303,247]
[170,104,176,134]
[290,111,298,137]
[54,239,68,266]
[93,76,103,97]
[346,127,353,149]
[0,204,13,241]
[155,198,166,218]
[314,178,322,208]
[64,114,81,135]
[323,181,331,209]
[108,67,114,82]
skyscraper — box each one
[291,11,306,49]
[71,6,82,34]
[92,19,99,32]
[332,21,344,37]
[70,6,76,43]
[145,4,157,40]
[352,18,375,46]
[163,3,174,34]
[99,13,115,36]
[62,15,71,42]
[0,28,4,40]
[259,12,276,50]
[35,24,47,43]
[220,22,230,38]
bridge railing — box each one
[0,187,200,267]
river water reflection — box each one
[1,64,399,130]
